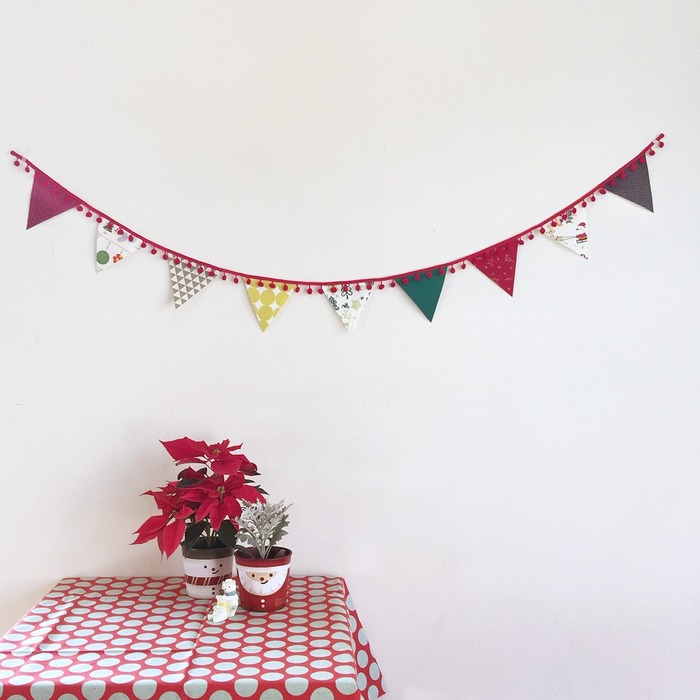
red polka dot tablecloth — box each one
[0,576,386,700]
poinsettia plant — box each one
[132,437,266,558]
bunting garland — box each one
[10,134,665,332]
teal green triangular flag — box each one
[395,268,446,321]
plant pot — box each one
[182,543,234,599]
[234,547,292,612]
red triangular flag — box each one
[26,171,81,229]
[467,238,519,296]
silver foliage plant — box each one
[235,499,291,559]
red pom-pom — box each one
[150,247,157,255]
[25,165,30,173]
[551,220,557,227]
[222,273,227,280]
[355,283,361,291]
[282,283,288,290]
[648,148,655,156]
[162,253,168,260]
[449,266,455,274]
[13,159,20,167]
[317,286,323,294]
[438,268,445,276]
[539,226,545,234]
[270,281,276,288]
[599,189,606,195]
[174,257,181,265]
[390,280,396,287]
[208,270,215,277]
[414,273,421,281]
[86,211,92,218]
[256,280,262,287]
[598,188,606,194]
[518,238,524,245]
[96,216,103,223]
[590,195,596,202]
[77,205,84,212]
[426,270,433,278]
[581,200,588,207]
[234,276,240,284]
[630,162,637,171]
[245,278,251,285]
[141,241,147,248]
[187,261,193,268]
[379,282,385,290]
[295,285,301,293]
[528,232,534,239]
[402,277,409,285]
[366,282,372,290]
[330,285,337,293]
[619,170,627,179]
[198,266,204,273]
[461,262,466,269]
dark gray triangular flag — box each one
[607,158,654,212]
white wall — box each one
[1,2,699,698]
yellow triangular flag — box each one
[245,279,291,332]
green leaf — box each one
[217,519,238,549]
[182,520,207,555]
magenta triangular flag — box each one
[467,238,519,296]
[26,171,81,229]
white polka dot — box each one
[311,660,332,669]
[160,674,184,684]
[109,675,134,685]
[165,663,188,673]
[158,692,180,700]
[259,691,284,700]
[309,689,334,700]
[284,678,309,696]
[30,680,55,700]
[357,672,367,691]
[357,650,368,668]
[357,628,368,645]
[367,685,380,700]
[87,670,113,680]
[210,674,235,683]
[335,677,358,696]
[369,662,381,680]
[262,661,284,671]
[188,669,210,678]
[132,680,158,699]
[209,692,232,700]
[233,679,258,697]
[183,680,207,698]
[139,670,162,679]
[56,694,79,700]
[309,671,334,682]
[334,665,357,676]
[287,666,310,676]
[239,655,261,665]
[81,681,106,700]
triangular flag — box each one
[26,171,81,229]
[95,221,142,272]
[606,158,654,212]
[323,284,371,330]
[542,208,588,259]
[246,279,291,332]
[168,259,214,308]
[395,268,446,321]
[467,238,519,296]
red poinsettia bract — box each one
[132,437,266,558]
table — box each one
[0,576,386,700]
